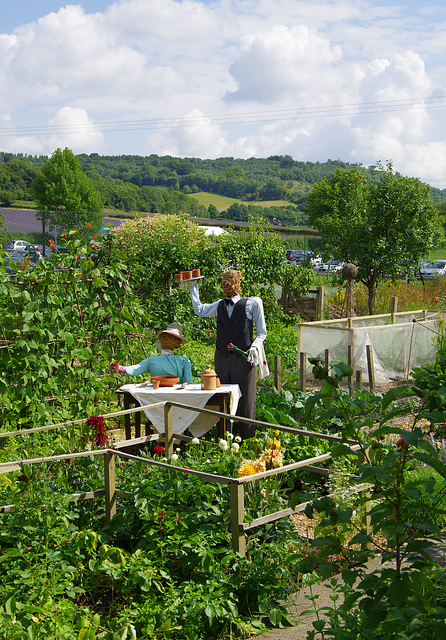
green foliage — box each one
[0,228,145,429]
[31,148,104,234]
[292,359,446,639]
[305,162,444,313]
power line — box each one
[0,94,445,138]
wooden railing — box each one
[0,400,368,556]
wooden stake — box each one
[299,351,307,392]
[274,355,282,393]
[316,286,324,320]
[104,452,116,524]
[366,344,375,391]
[230,482,246,556]
[164,403,174,459]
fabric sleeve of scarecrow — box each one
[124,356,156,376]
[189,283,221,317]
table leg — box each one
[124,392,132,440]
[135,409,141,438]
[219,394,228,438]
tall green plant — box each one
[0,228,145,429]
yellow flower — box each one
[237,458,266,478]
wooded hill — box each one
[1,151,446,225]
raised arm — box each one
[189,283,220,318]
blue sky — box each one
[1,0,446,187]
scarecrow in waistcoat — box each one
[188,269,269,439]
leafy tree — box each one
[208,203,219,219]
[31,147,104,235]
[305,163,444,314]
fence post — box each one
[316,286,324,320]
[104,451,116,525]
[348,344,355,396]
[390,296,398,323]
[299,351,307,392]
[274,355,282,393]
[366,344,375,391]
[230,482,246,556]
[164,403,174,458]
[324,348,331,371]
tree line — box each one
[3,151,446,225]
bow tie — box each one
[224,298,235,306]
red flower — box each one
[87,415,108,448]
[434,299,439,303]
[154,445,163,454]
[86,223,91,228]
[92,234,97,240]
[183,466,189,469]
[396,436,409,450]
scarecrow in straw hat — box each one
[109,323,193,383]
[187,269,269,439]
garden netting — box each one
[298,310,440,386]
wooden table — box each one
[116,383,241,440]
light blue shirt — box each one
[189,284,267,342]
[125,350,193,383]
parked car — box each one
[419,259,446,279]
[318,259,344,274]
[4,252,32,277]
[4,239,31,252]
[285,250,314,264]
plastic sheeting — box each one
[297,311,440,386]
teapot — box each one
[201,364,217,390]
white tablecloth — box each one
[118,383,241,437]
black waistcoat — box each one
[216,298,253,353]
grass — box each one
[190,191,291,212]
[325,277,446,315]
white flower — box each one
[192,437,200,445]
[219,439,229,451]
[176,447,181,453]
[234,436,242,443]
[226,432,234,440]
[231,443,240,451]
[171,454,179,461]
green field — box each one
[190,191,291,212]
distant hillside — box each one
[1,152,445,225]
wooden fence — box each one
[0,399,369,557]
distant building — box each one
[198,226,228,236]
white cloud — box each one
[149,108,229,157]
[46,107,105,153]
[0,0,446,187]
[226,24,343,103]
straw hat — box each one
[155,323,187,349]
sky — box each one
[2,1,446,188]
